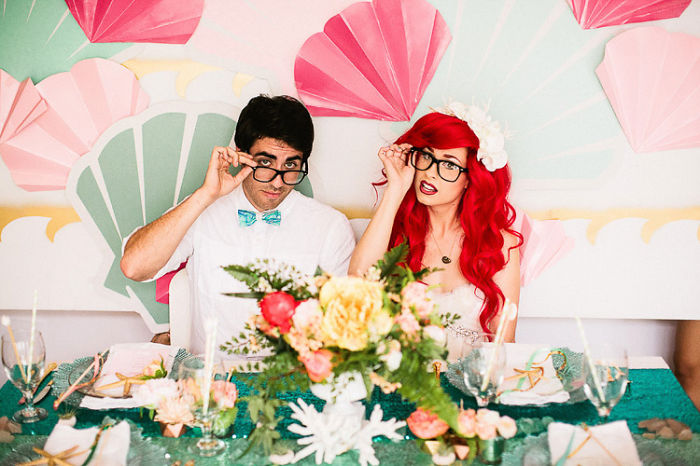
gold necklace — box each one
[429,229,460,265]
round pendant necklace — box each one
[429,229,460,265]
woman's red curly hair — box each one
[388,112,521,333]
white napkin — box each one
[80,342,181,410]
[43,420,130,466]
[498,344,570,405]
[548,421,641,466]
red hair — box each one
[388,112,521,333]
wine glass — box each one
[2,329,48,423]
[582,344,629,419]
[178,355,226,457]
[461,333,506,406]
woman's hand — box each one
[378,143,415,197]
[199,146,256,202]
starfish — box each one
[17,446,85,466]
[95,372,146,396]
[504,366,545,390]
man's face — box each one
[241,137,305,211]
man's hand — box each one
[200,146,256,202]
[378,143,415,198]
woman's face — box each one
[412,146,469,208]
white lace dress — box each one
[428,283,486,361]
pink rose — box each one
[259,291,298,334]
[476,421,497,440]
[401,282,434,319]
[457,408,476,437]
[211,380,238,409]
[299,349,334,383]
[497,416,517,439]
[395,311,420,336]
[406,408,449,439]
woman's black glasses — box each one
[409,147,467,183]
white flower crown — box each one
[434,101,508,172]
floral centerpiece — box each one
[407,406,517,464]
[133,375,238,438]
[221,244,462,464]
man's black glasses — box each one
[251,162,308,186]
[409,147,467,183]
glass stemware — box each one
[461,333,506,406]
[178,355,226,457]
[582,344,629,418]
[2,329,48,423]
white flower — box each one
[132,378,179,410]
[436,101,508,172]
[423,325,446,347]
[292,299,323,332]
[378,340,402,371]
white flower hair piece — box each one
[434,101,508,172]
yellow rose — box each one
[319,277,385,351]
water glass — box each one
[178,355,226,457]
[582,344,629,418]
[1,329,48,423]
[461,333,506,406]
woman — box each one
[349,105,521,347]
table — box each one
[1,365,699,464]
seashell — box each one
[569,0,691,29]
[0,58,149,191]
[596,27,700,153]
[65,0,204,44]
[0,0,131,83]
[0,70,47,143]
[513,208,575,287]
[66,102,313,330]
[295,0,451,121]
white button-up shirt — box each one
[154,186,356,354]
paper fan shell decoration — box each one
[65,0,204,43]
[0,70,48,143]
[569,0,691,29]
[295,0,451,121]
[596,27,700,153]
[513,209,575,287]
[0,58,149,191]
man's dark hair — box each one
[234,95,314,161]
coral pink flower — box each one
[211,380,238,409]
[457,408,477,437]
[299,349,334,383]
[406,408,449,439]
[259,291,298,334]
[476,420,498,440]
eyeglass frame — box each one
[250,160,309,186]
[409,147,468,183]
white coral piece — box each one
[286,398,406,466]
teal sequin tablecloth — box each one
[1,368,699,464]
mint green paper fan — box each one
[66,102,312,331]
[0,0,130,82]
[408,0,622,185]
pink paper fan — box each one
[155,262,187,304]
[596,27,700,153]
[513,209,575,287]
[64,0,204,43]
[295,0,451,121]
[0,58,149,191]
[0,70,47,143]
[569,0,691,29]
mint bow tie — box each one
[238,209,281,227]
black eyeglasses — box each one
[251,162,308,186]
[409,147,467,183]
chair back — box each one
[169,268,191,350]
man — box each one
[120,95,356,354]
